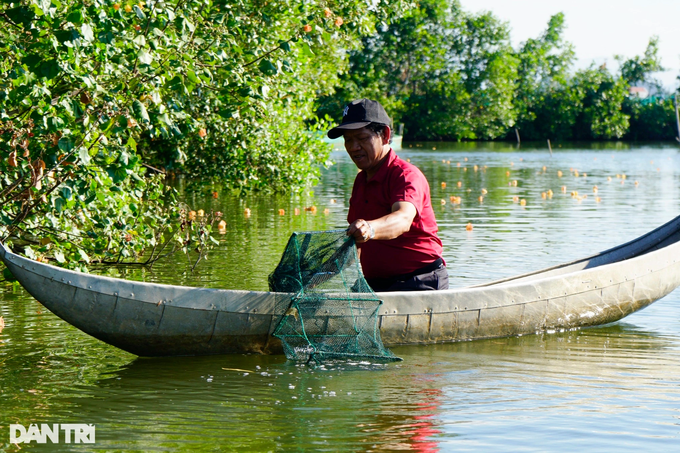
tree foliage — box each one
[513,12,574,139]
[317,2,678,143]
[319,0,518,141]
[573,66,630,139]
[618,37,664,88]
[0,0,410,268]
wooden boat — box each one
[2,214,680,357]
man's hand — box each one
[348,219,374,243]
[348,202,417,243]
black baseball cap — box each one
[327,99,391,139]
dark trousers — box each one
[366,258,449,292]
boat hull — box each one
[2,216,680,357]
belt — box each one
[395,257,444,281]
[366,258,444,289]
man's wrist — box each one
[367,222,375,240]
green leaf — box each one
[138,49,153,65]
[157,112,173,126]
[58,137,74,153]
[66,10,83,24]
[165,75,186,94]
[186,70,200,84]
[81,23,94,42]
[40,59,60,79]
[60,186,73,200]
[302,43,315,57]
[98,30,114,44]
[133,34,146,47]
[133,5,147,20]
[258,59,278,76]
[78,248,90,264]
[78,146,91,165]
[218,109,236,119]
[108,167,128,183]
[4,6,34,27]
[132,100,150,123]
[22,54,42,71]
[37,0,51,15]
[47,117,65,132]
[24,246,37,260]
[54,250,66,263]
[54,197,66,212]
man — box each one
[327,99,448,292]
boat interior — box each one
[472,214,680,288]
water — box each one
[1,141,680,451]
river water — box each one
[1,141,679,452]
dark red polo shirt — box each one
[348,149,444,279]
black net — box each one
[269,230,401,364]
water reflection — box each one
[3,143,680,451]
[91,142,680,291]
[6,322,670,452]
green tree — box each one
[316,0,455,126]
[452,11,518,140]
[618,37,675,141]
[320,0,518,141]
[617,37,664,88]
[572,66,630,139]
[624,98,677,140]
[1,0,409,268]
[513,13,574,140]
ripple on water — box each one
[2,144,680,451]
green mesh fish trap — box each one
[269,230,401,364]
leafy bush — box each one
[1,0,408,267]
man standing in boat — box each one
[327,99,448,292]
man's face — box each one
[343,127,387,173]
